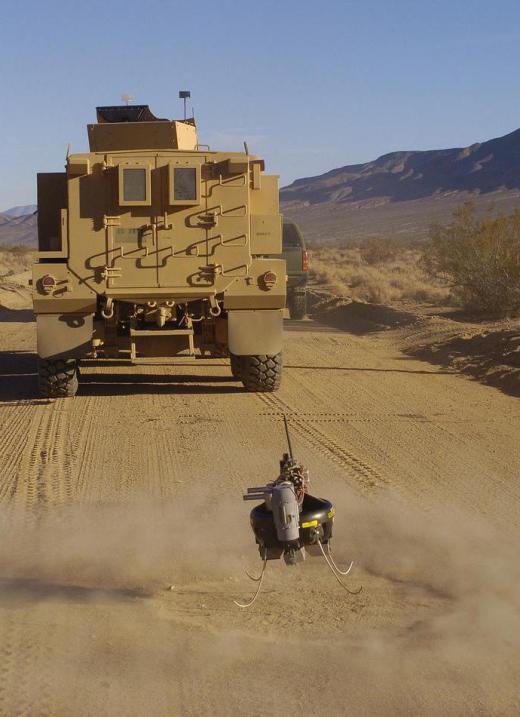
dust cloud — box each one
[0,489,518,715]
[0,487,251,590]
[329,491,520,712]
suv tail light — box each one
[302,250,309,271]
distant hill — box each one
[0,213,37,247]
[281,128,520,242]
[2,205,37,217]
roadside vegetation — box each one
[310,203,520,317]
[0,245,34,278]
[310,238,448,306]
[423,203,520,315]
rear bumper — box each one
[104,287,216,301]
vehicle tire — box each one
[38,358,79,398]
[240,353,282,392]
[230,353,242,379]
[288,292,306,320]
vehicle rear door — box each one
[106,155,160,289]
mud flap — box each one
[227,309,283,356]
[36,314,94,360]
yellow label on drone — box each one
[328,508,336,519]
[301,519,318,528]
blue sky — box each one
[2,0,520,208]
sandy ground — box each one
[0,306,519,716]
[0,270,31,311]
[308,291,520,397]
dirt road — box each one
[1,308,519,716]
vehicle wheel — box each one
[240,353,282,392]
[288,292,307,320]
[230,353,242,379]
[38,358,79,398]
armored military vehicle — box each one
[33,102,285,397]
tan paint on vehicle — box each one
[33,105,285,376]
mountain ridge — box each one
[0,212,37,247]
[280,127,520,242]
[281,127,520,207]
[2,205,37,217]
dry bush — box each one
[434,205,520,312]
[0,246,34,277]
[423,203,520,315]
[311,242,448,306]
[359,237,398,265]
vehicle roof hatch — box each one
[95,105,168,124]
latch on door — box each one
[198,210,219,228]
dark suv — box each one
[282,218,309,319]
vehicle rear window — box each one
[283,223,302,248]
[123,168,147,202]
[174,167,197,201]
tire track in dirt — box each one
[13,633,42,717]
[0,617,17,715]
[13,403,73,509]
[69,395,99,500]
[422,417,520,505]
[281,335,444,493]
[73,362,131,503]
[70,365,185,502]
[256,392,392,497]
[152,428,183,498]
[0,403,34,500]
[282,331,520,518]
[0,617,46,717]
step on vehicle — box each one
[33,97,286,396]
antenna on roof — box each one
[121,93,134,106]
[179,90,191,120]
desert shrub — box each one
[1,244,31,253]
[400,284,448,304]
[423,203,520,314]
[0,246,34,277]
[359,238,398,265]
[311,242,449,306]
[363,282,391,304]
[313,270,330,286]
